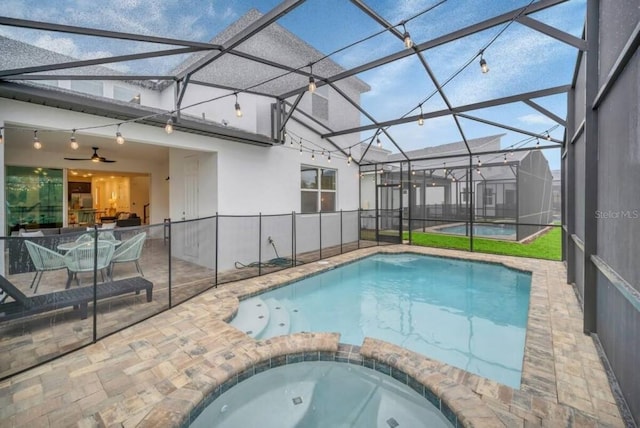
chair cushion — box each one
[100,222,117,230]
[20,230,44,237]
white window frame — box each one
[301,165,337,213]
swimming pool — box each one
[189,361,453,427]
[436,223,516,236]
[231,253,531,388]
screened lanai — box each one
[2,0,639,426]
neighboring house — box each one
[0,10,370,268]
[359,135,554,241]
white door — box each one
[183,156,199,260]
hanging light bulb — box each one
[535,138,540,150]
[308,64,316,93]
[347,149,352,165]
[299,142,303,155]
[116,125,125,145]
[0,127,4,144]
[418,104,424,126]
[545,131,551,141]
[311,150,315,160]
[479,51,489,74]
[234,93,243,117]
[33,130,42,149]
[165,118,174,134]
[402,23,413,49]
[377,137,382,148]
[328,152,331,163]
[477,157,482,167]
[503,153,507,163]
[411,168,415,175]
[443,162,447,174]
[69,129,79,150]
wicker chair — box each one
[24,241,68,294]
[63,241,115,288]
[109,232,146,279]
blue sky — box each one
[1,0,586,169]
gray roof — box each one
[172,9,371,97]
[386,134,506,162]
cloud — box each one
[518,114,555,125]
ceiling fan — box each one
[64,147,116,163]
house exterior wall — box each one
[516,150,553,240]
[565,1,640,422]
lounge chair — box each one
[0,275,153,322]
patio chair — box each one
[63,241,115,289]
[109,232,146,279]
[24,241,68,294]
[0,274,154,322]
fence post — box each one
[291,211,295,267]
[358,208,361,249]
[215,213,218,287]
[258,212,262,276]
[166,218,172,308]
[92,224,98,342]
[340,209,343,254]
[319,211,322,260]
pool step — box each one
[228,297,270,338]
[256,297,291,339]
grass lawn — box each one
[405,226,562,261]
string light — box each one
[418,104,424,126]
[311,150,315,160]
[503,153,507,163]
[165,118,174,134]
[33,130,42,149]
[328,152,331,163]
[308,64,316,93]
[477,157,482,167]
[443,162,447,174]
[69,129,79,150]
[545,131,551,141]
[347,149,352,166]
[402,23,413,49]
[377,137,382,148]
[479,50,489,74]
[299,142,303,155]
[234,93,243,117]
[116,124,125,145]
[535,138,540,150]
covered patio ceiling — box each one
[0,0,586,163]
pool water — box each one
[233,254,531,388]
[190,362,453,428]
[437,223,516,236]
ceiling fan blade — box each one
[64,157,92,161]
[100,159,117,163]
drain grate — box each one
[292,396,303,405]
[386,417,399,427]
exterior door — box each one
[376,184,402,243]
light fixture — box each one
[165,118,174,134]
[299,142,303,155]
[116,124,125,145]
[311,150,315,160]
[535,138,540,150]
[69,129,79,150]
[402,23,413,49]
[545,131,551,141]
[33,130,42,149]
[479,50,489,74]
[234,93,243,117]
[503,153,507,163]
[418,104,424,126]
[308,64,316,93]
[477,157,482,167]
[377,137,382,148]
[347,149,352,165]
[328,152,331,163]
[411,169,415,175]
[443,162,447,174]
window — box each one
[312,85,329,120]
[301,166,336,212]
[483,187,494,205]
[70,80,104,97]
[114,86,141,103]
